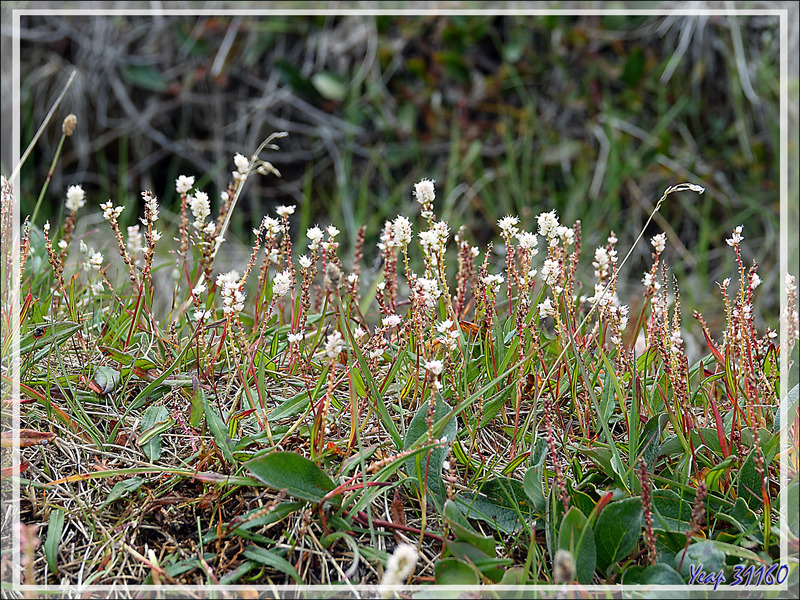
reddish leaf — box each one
[1,462,29,478]
[1,429,56,448]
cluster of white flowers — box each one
[65,185,86,212]
[538,297,556,318]
[651,233,666,254]
[537,210,560,246]
[424,359,444,376]
[607,304,630,345]
[100,200,124,221]
[436,319,461,351]
[592,245,618,280]
[516,230,538,250]
[414,276,442,311]
[175,175,195,195]
[482,273,504,295]
[192,281,207,297]
[557,225,575,246]
[726,225,744,247]
[642,271,661,291]
[307,226,324,251]
[276,205,295,218]
[379,215,414,251]
[190,191,211,230]
[143,191,159,223]
[669,329,684,355]
[217,270,245,315]
[498,215,520,238]
[325,225,340,252]
[414,179,436,219]
[540,258,561,288]
[586,282,616,308]
[298,255,313,269]
[194,309,212,322]
[287,332,305,344]
[233,153,250,181]
[272,269,293,297]
[750,272,761,290]
[126,225,146,264]
[382,314,402,328]
[418,221,449,266]
[325,330,346,359]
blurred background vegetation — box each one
[2,2,797,341]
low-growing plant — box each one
[1,118,797,594]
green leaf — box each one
[138,405,170,462]
[92,366,121,395]
[457,478,533,535]
[245,452,335,504]
[121,65,167,92]
[737,449,763,510]
[522,466,546,512]
[20,321,80,361]
[434,557,480,585]
[594,497,643,572]
[202,393,235,465]
[311,71,348,101]
[637,413,669,471]
[622,563,684,585]
[242,545,302,583]
[99,477,145,509]
[651,489,694,533]
[557,507,596,584]
[444,540,511,582]
[44,509,65,575]
[674,541,725,579]
[443,500,496,556]
[403,395,457,501]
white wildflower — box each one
[726,225,744,247]
[298,255,312,269]
[276,205,295,217]
[537,210,559,240]
[498,215,520,237]
[325,330,346,359]
[217,271,244,315]
[307,226,324,251]
[272,269,293,297]
[516,231,538,250]
[190,191,211,229]
[382,314,402,328]
[651,233,666,254]
[176,175,195,195]
[541,258,560,287]
[538,297,556,318]
[413,179,435,206]
[393,215,413,247]
[556,225,575,246]
[65,185,85,212]
[482,274,504,294]
[424,359,444,376]
[87,252,103,270]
